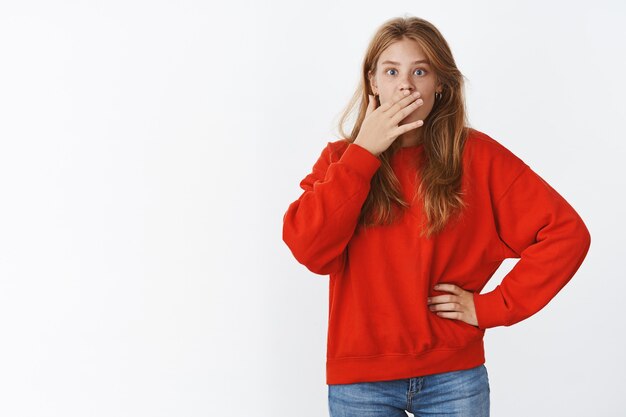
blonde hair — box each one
[337,16,471,238]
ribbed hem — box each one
[326,338,485,385]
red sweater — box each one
[282,128,591,385]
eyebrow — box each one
[380,60,429,65]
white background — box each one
[0,1,624,416]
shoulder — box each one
[464,127,528,173]
[463,128,532,200]
[465,128,524,162]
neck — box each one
[398,130,423,147]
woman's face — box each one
[368,38,442,126]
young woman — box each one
[282,15,591,417]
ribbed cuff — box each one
[473,289,507,329]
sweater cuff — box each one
[473,289,508,329]
[339,143,381,180]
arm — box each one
[282,142,381,275]
[473,165,592,329]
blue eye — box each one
[385,68,427,76]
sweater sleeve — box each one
[473,165,591,329]
[282,142,382,275]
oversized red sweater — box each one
[282,128,591,385]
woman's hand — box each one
[353,89,424,157]
[427,283,479,328]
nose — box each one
[398,70,414,92]
[399,82,414,94]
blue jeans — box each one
[328,364,490,417]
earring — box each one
[435,91,442,100]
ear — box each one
[368,70,378,95]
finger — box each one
[427,294,456,305]
[397,89,419,102]
[434,283,463,295]
[380,90,420,113]
[429,302,461,312]
[394,119,424,136]
[377,90,402,111]
[434,311,463,320]
[390,98,424,126]
[385,91,421,115]
[395,89,412,102]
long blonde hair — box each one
[337,16,471,239]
